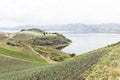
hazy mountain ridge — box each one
[1,23,120,33]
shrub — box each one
[69,53,76,57]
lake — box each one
[62,33,120,54]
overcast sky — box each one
[0,0,120,27]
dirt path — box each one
[27,45,51,63]
[7,33,16,39]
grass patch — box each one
[0,46,48,63]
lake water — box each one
[62,34,120,54]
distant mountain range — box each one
[1,23,120,34]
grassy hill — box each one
[0,29,71,80]
[8,28,71,48]
[0,41,120,80]
[0,29,71,63]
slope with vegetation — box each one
[0,44,48,63]
[7,28,71,49]
[0,29,71,63]
[0,40,120,80]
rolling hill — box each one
[19,42,119,80]
[8,28,71,48]
[0,41,120,80]
[0,29,71,63]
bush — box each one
[69,53,76,57]
[7,42,15,46]
[7,41,20,46]
[21,29,26,31]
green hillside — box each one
[0,29,71,79]
[0,29,71,62]
[0,54,50,80]
[0,44,48,63]
[0,41,120,80]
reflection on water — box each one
[62,34,120,54]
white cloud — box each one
[0,0,120,27]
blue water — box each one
[62,34,120,54]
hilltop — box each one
[8,28,71,48]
